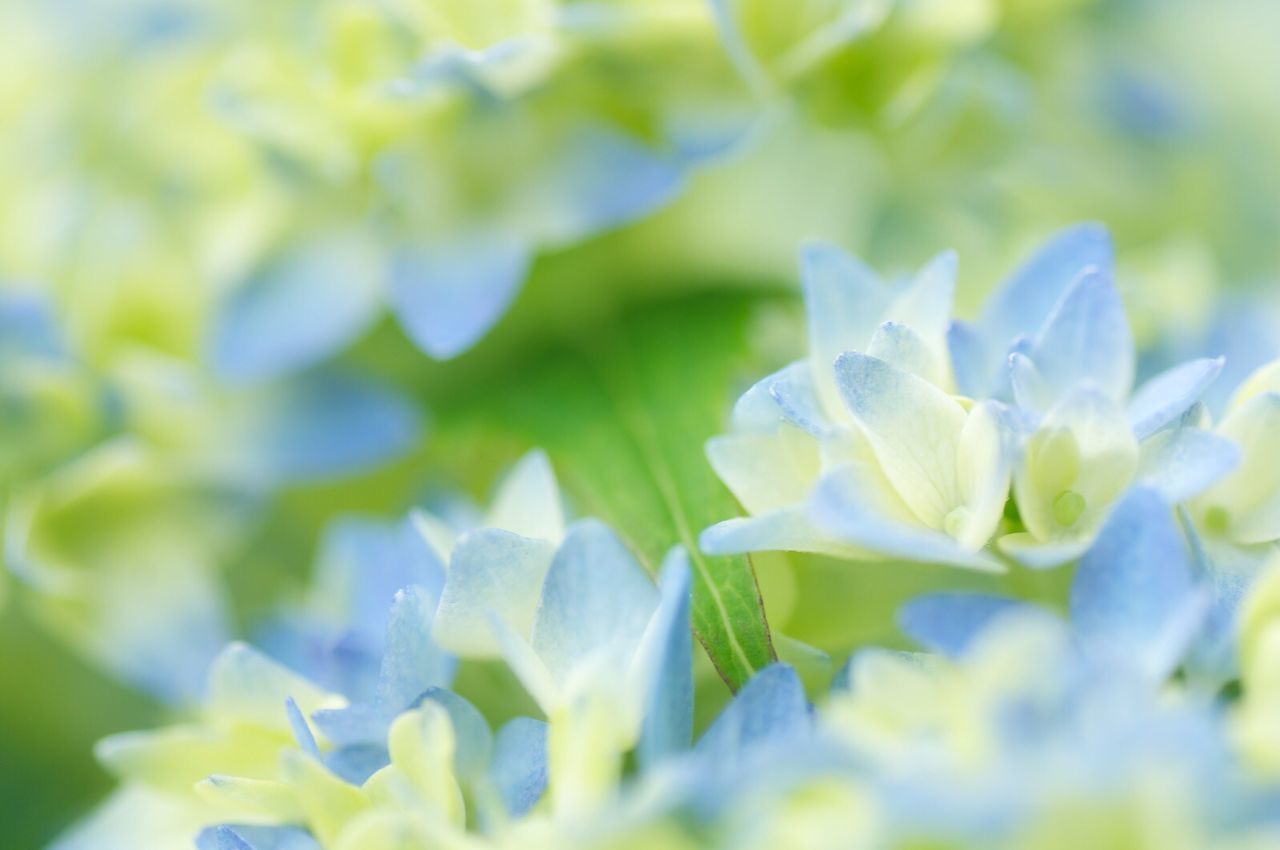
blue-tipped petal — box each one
[1128,357,1224,440]
[769,362,835,436]
[699,508,873,560]
[979,223,1113,359]
[196,825,321,850]
[1008,351,1049,415]
[375,587,454,714]
[637,548,694,769]
[729,365,792,430]
[530,519,659,684]
[1137,427,1241,504]
[433,529,557,657]
[866,321,939,384]
[209,236,382,384]
[389,231,529,359]
[489,717,549,818]
[1070,487,1205,679]
[897,593,1029,658]
[801,240,893,415]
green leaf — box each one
[431,294,777,690]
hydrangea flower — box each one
[702,225,1247,575]
[56,452,693,849]
[0,291,420,700]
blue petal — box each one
[312,516,447,645]
[389,231,529,359]
[489,717,548,818]
[800,240,892,415]
[240,371,422,484]
[979,223,1112,360]
[420,688,492,782]
[1179,528,1273,684]
[769,362,835,437]
[897,593,1028,658]
[0,292,67,361]
[1023,268,1134,408]
[1137,426,1241,504]
[285,697,321,759]
[324,743,389,785]
[310,703,384,748]
[374,587,455,714]
[637,548,694,769]
[947,320,988,399]
[1192,300,1280,417]
[196,825,320,850]
[209,237,382,383]
[529,127,685,246]
[696,664,809,758]
[1070,487,1204,679]
[1128,357,1224,440]
[530,519,659,683]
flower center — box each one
[1052,490,1086,527]
[944,507,971,540]
[1203,505,1231,535]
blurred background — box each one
[3,1,1279,846]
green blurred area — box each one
[0,601,163,849]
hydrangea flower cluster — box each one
[0,0,739,377]
[0,289,420,699]
[705,224,1280,681]
[57,222,1280,846]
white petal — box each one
[810,467,1005,572]
[833,352,967,528]
[699,507,876,559]
[1196,392,1280,545]
[485,449,565,542]
[705,427,819,517]
[955,402,1013,551]
[1014,387,1138,545]
[1229,358,1280,410]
